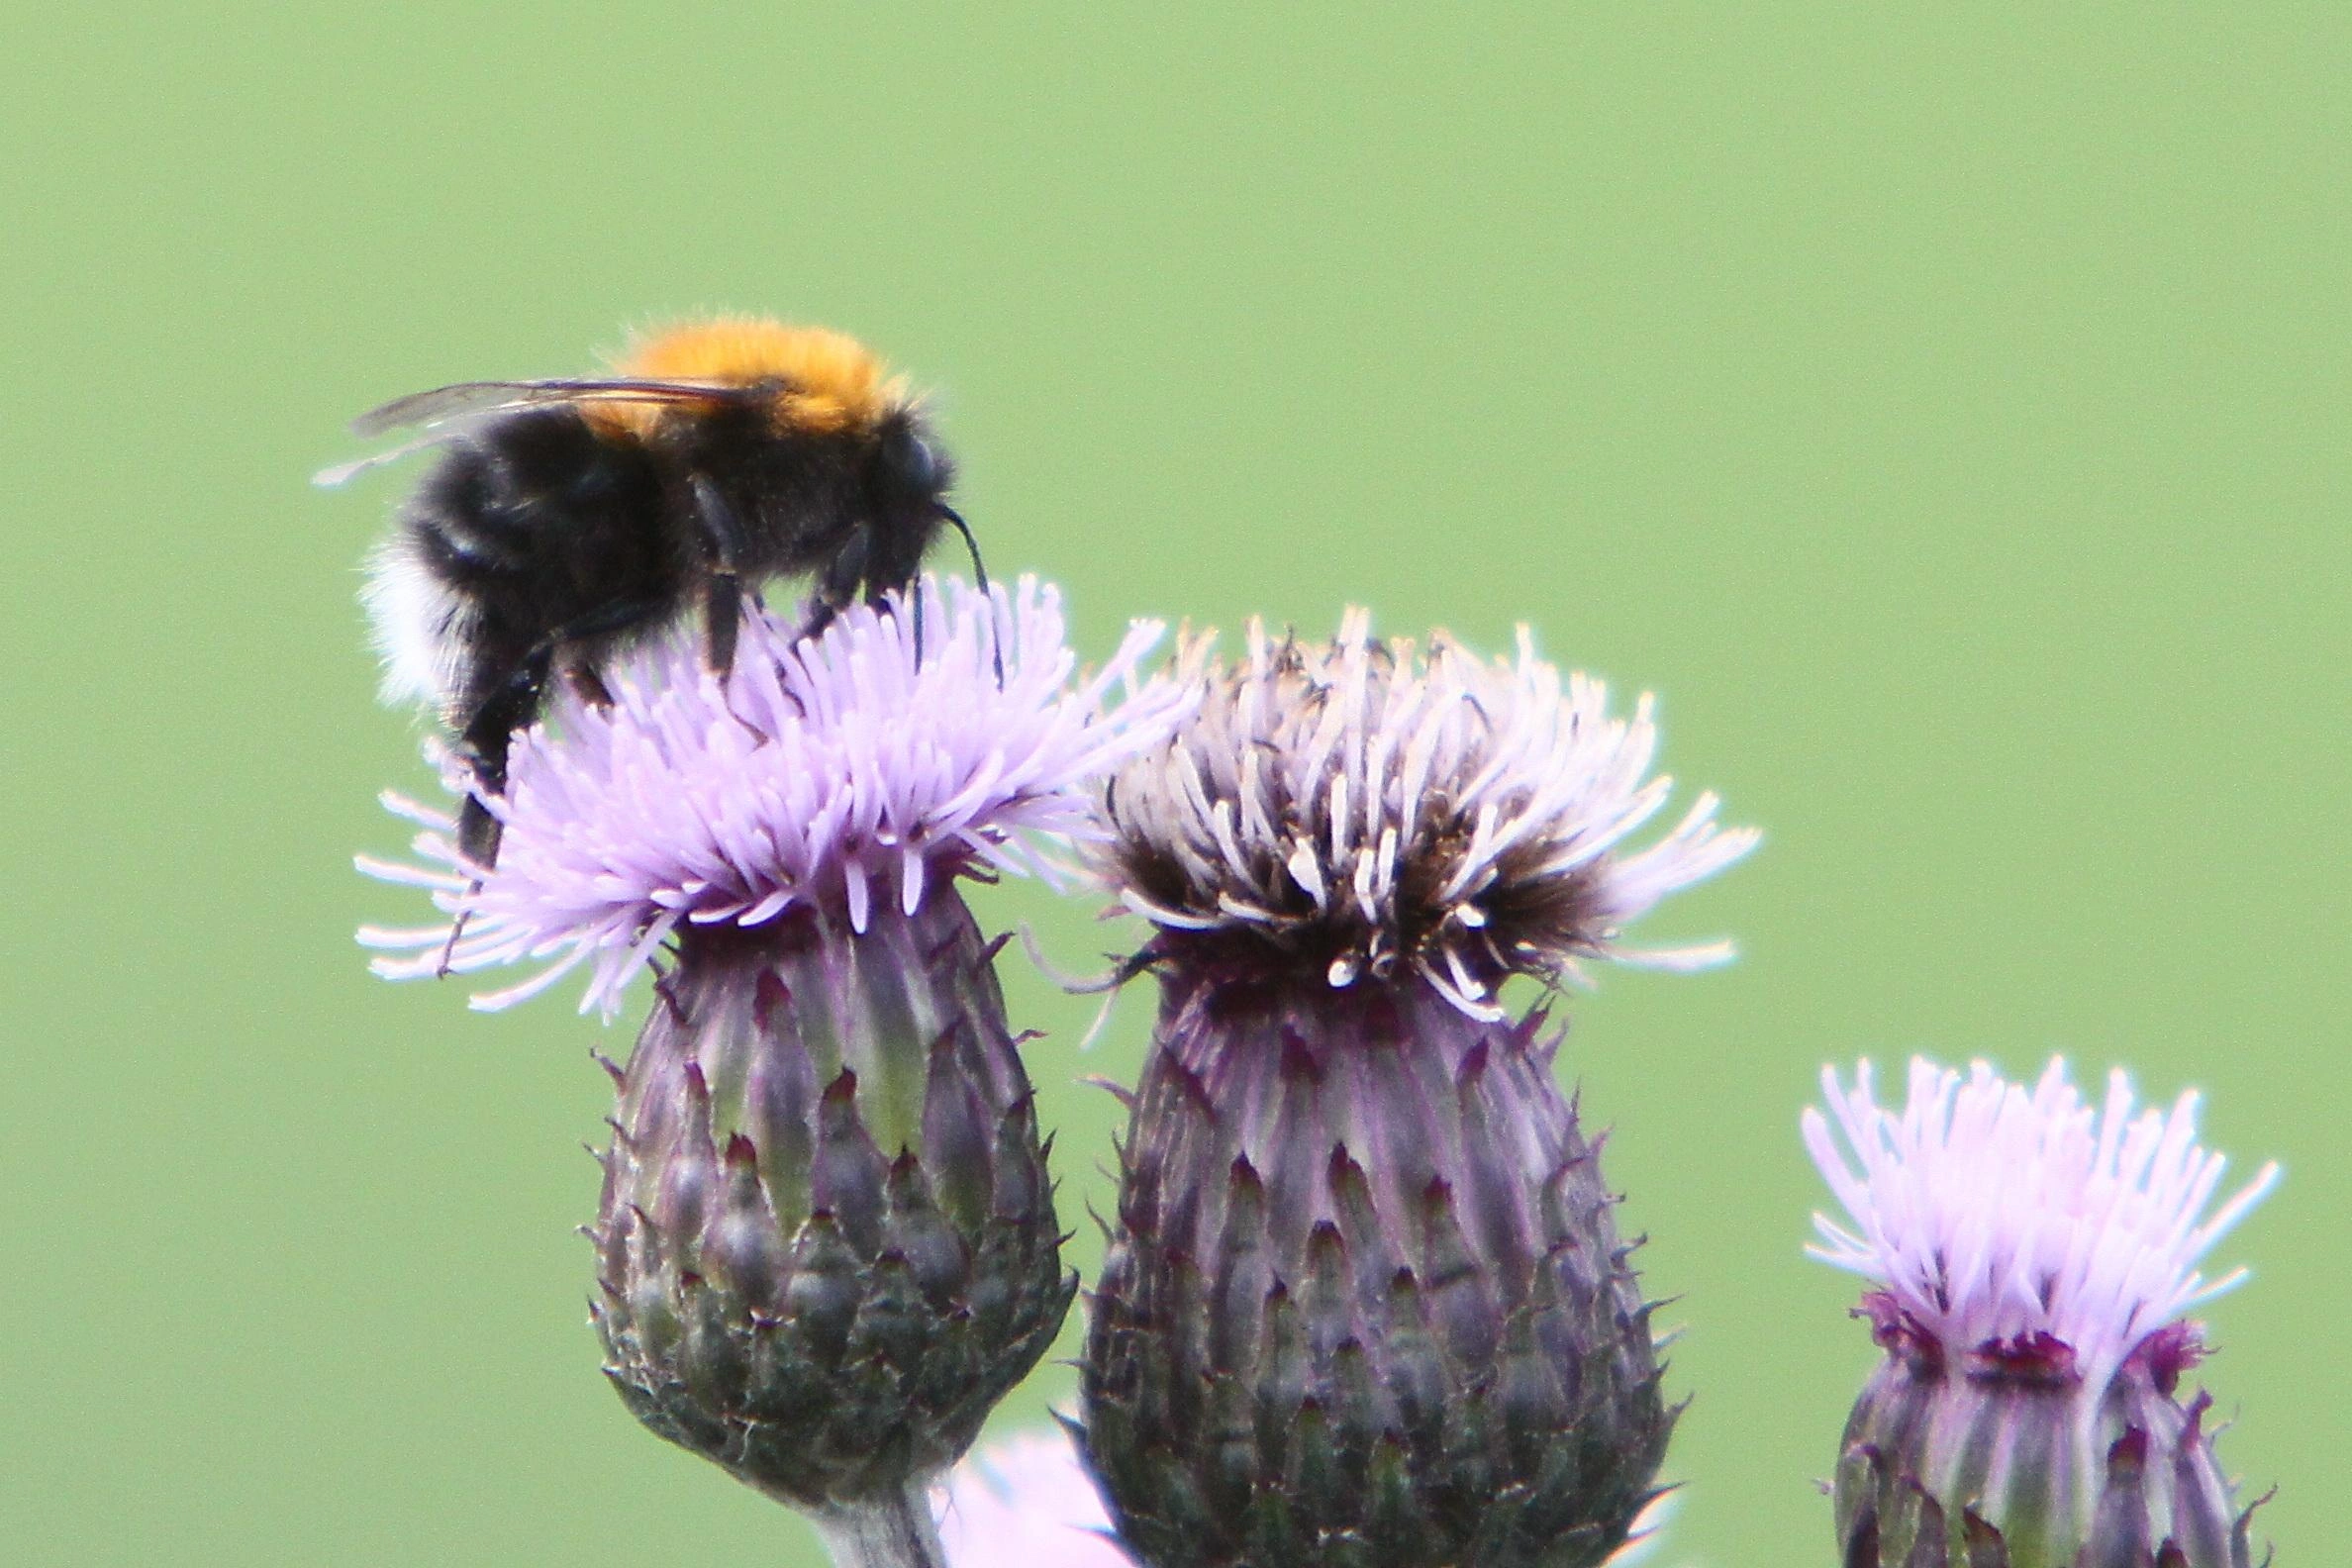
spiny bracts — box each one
[1808,1057,2278,1567]
[592,893,1074,1508]
[1081,973,1672,1568]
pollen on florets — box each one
[357,575,1191,1015]
[1089,609,1757,1017]
[1805,1055,2280,1397]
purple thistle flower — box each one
[929,1430,1681,1568]
[357,576,1189,1526]
[1093,610,1757,1018]
[360,574,1187,1014]
[1806,1056,2279,1567]
[1078,612,1753,1568]
[933,1431,1134,1568]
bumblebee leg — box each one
[795,527,871,649]
[689,477,745,678]
[435,597,664,978]
[436,642,552,975]
[795,599,839,645]
[564,660,615,710]
[452,642,554,867]
[702,577,742,678]
[452,798,504,883]
[449,599,663,862]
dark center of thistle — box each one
[1964,1331,2081,1387]
[1109,784,1617,1001]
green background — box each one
[5,9,2343,1563]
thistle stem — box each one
[811,1480,948,1568]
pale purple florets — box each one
[934,1430,1132,1568]
[1091,611,1759,1018]
[359,576,1191,1015]
[1805,1055,2280,1396]
[929,1429,1677,1568]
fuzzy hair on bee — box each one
[327,317,987,880]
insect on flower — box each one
[323,316,988,874]
[357,577,1192,1521]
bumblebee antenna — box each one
[936,504,990,596]
[936,504,1003,685]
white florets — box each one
[1092,609,1757,1017]
[1805,1056,2280,1395]
[933,1430,1132,1568]
[358,576,1191,1016]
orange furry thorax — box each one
[588,317,906,439]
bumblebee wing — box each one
[318,377,762,488]
[313,427,481,488]
[347,377,753,438]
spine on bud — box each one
[1082,973,1670,1568]
[590,888,1073,1512]
[1834,1321,2265,1568]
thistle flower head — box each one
[1805,1056,2280,1397]
[1092,610,1756,1017]
[359,575,1189,1014]
[1807,1056,2279,1568]
[1079,611,1742,1566]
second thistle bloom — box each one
[361,577,1189,1515]
[1806,1057,2279,1568]
[1097,612,1753,1014]
[1081,614,1754,1568]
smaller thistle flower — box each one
[359,577,1190,1524]
[1805,1056,2279,1568]
[1080,613,1754,1568]
[933,1430,1134,1568]
[928,1429,1681,1568]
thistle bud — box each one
[1080,613,1755,1568]
[360,577,1190,1517]
[591,891,1066,1508]
[1806,1057,2279,1567]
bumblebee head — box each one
[870,411,952,505]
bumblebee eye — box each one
[878,424,940,493]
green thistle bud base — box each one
[1083,973,1671,1568]
[590,889,1075,1511]
[1834,1340,2267,1568]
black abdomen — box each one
[401,408,680,725]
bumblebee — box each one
[326,318,982,871]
